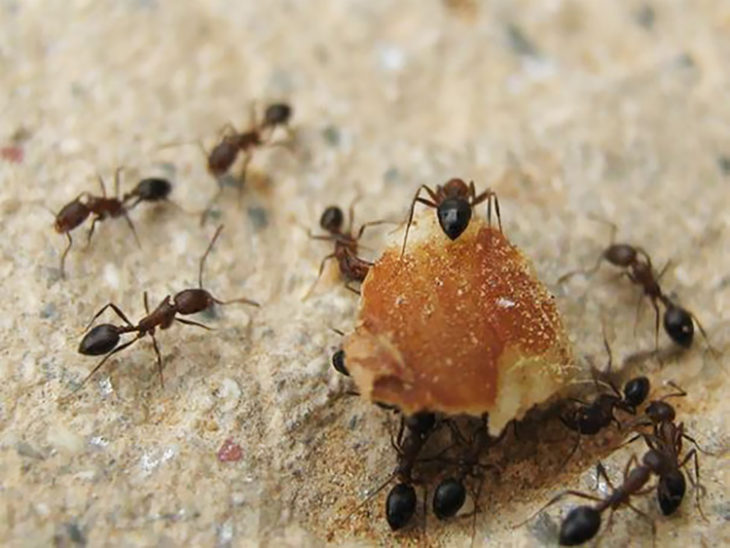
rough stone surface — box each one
[1,1,729,546]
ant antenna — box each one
[199,224,224,289]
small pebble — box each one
[218,438,243,462]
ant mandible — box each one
[65,225,258,399]
[559,220,713,350]
[305,204,390,298]
[53,168,140,278]
[199,102,293,224]
[400,178,501,258]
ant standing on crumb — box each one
[53,168,140,277]
[401,178,501,258]
[66,225,259,400]
[305,204,390,297]
[559,220,713,350]
[199,102,293,224]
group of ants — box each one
[50,100,717,544]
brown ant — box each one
[305,204,390,298]
[198,102,293,224]
[400,178,501,258]
[343,412,437,531]
[65,226,258,399]
[518,457,657,545]
[559,221,712,350]
[53,168,140,277]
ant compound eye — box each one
[264,103,292,126]
[385,483,417,531]
[559,506,601,546]
[320,206,344,232]
[433,478,467,519]
[78,324,120,356]
[663,305,694,348]
[623,376,650,407]
[331,348,349,376]
[436,197,472,240]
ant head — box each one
[663,304,694,348]
[657,471,686,515]
[432,477,467,519]
[442,178,469,197]
[331,348,349,376]
[623,376,650,407]
[385,482,417,531]
[646,400,675,424]
[437,197,472,240]
[559,505,601,546]
[320,206,344,233]
[78,324,121,356]
[135,178,172,202]
[264,103,292,126]
[604,244,637,267]
[405,412,436,436]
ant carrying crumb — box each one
[64,225,258,400]
[53,168,139,278]
[559,220,713,350]
[401,178,501,258]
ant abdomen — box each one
[385,482,417,531]
[208,139,239,177]
[623,376,650,408]
[663,304,694,348]
[433,477,467,519]
[78,324,121,356]
[174,288,214,315]
[559,505,601,546]
[55,200,90,233]
[657,471,686,515]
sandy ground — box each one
[1,1,729,546]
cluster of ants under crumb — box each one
[53,100,717,545]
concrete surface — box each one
[1,1,729,546]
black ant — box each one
[518,457,656,546]
[53,168,140,277]
[65,225,258,399]
[400,178,501,258]
[198,102,293,224]
[122,177,172,210]
[559,221,712,350]
[305,204,389,297]
[343,412,437,531]
[626,383,708,518]
[559,338,650,465]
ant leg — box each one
[302,253,336,300]
[113,166,124,199]
[624,502,657,540]
[347,194,362,234]
[557,254,604,284]
[558,431,581,472]
[344,281,361,296]
[59,232,73,278]
[83,302,134,332]
[149,331,164,389]
[175,317,213,330]
[60,334,142,401]
[512,490,603,528]
[199,186,224,227]
[470,183,502,232]
[661,380,687,400]
[596,461,618,491]
[400,185,439,259]
[211,295,260,308]
[355,220,397,240]
[238,152,253,197]
[85,217,99,248]
[199,225,224,289]
[96,173,107,197]
[121,211,141,248]
[651,299,661,351]
[680,449,708,521]
[687,310,720,356]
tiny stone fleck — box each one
[218,438,243,462]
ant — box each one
[65,225,258,399]
[518,457,657,546]
[305,204,390,298]
[400,178,501,258]
[53,168,140,277]
[199,102,293,224]
[559,338,650,465]
[559,220,712,350]
[343,412,437,531]
[626,383,708,518]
